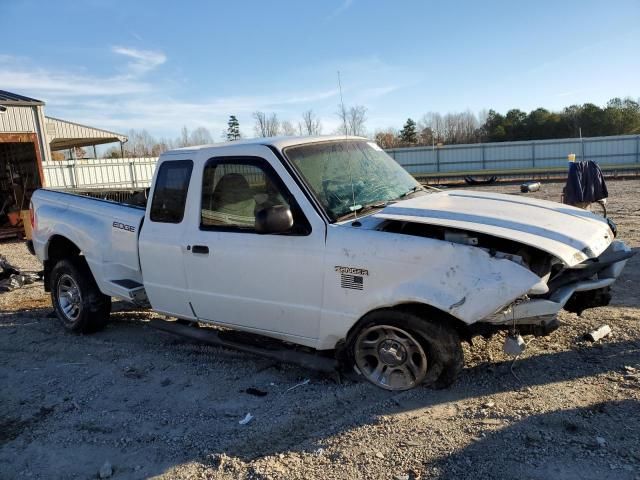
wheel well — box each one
[344,302,471,349]
[43,236,81,292]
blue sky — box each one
[1,0,639,139]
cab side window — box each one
[150,160,193,223]
[200,157,310,234]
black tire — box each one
[348,309,463,390]
[50,257,111,333]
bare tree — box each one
[374,128,400,149]
[103,129,173,158]
[337,105,367,136]
[253,111,280,137]
[179,126,189,147]
[419,112,447,145]
[125,128,158,156]
[152,138,173,156]
[299,109,322,135]
[443,113,459,144]
[280,120,297,136]
[460,110,479,143]
[419,111,480,145]
[189,127,213,145]
[74,146,86,159]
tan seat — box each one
[208,173,256,225]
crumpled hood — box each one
[374,190,614,266]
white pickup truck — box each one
[30,136,633,390]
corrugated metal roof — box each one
[46,116,127,150]
[0,90,44,106]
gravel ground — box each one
[1,179,639,480]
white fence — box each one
[42,157,158,190]
[388,134,640,175]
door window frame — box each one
[199,155,312,236]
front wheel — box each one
[50,258,111,333]
[350,310,464,391]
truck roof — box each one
[163,135,368,155]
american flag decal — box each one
[341,273,364,290]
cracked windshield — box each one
[285,140,425,221]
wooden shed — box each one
[0,90,127,239]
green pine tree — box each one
[399,118,417,144]
[226,115,241,141]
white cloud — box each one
[112,46,166,76]
[0,46,164,96]
[47,90,344,135]
[0,50,408,138]
[357,85,400,99]
[0,68,152,96]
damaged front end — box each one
[376,216,633,338]
[485,240,634,330]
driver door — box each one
[181,151,326,343]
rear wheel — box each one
[50,258,111,333]
[350,309,463,391]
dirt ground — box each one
[1,179,639,480]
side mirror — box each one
[255,205,294,234]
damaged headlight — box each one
[606,218,617,238]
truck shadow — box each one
[208,337,640,461]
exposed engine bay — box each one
[377,219,633,332]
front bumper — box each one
[485,240,633,326]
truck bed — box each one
[31,189,146,300]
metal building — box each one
[0,90,127,239]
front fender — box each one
[318,227,543,349]
[360,244,542,324]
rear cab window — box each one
[150,160,193,223]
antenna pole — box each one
[337,70,357,220]
[338,71,348,137]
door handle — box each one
[191,245,209,254]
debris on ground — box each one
[585,324,612,342]
[285,378,310,392]
[0,254,41,293]
[99,461,113,479]
[503,334,526,356]
[239,413,254,425]
[464,175,497,186]
[520,181,541,193]
[245,387,268,397]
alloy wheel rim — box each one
[57,274,82,322]
[354,324,428,390]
